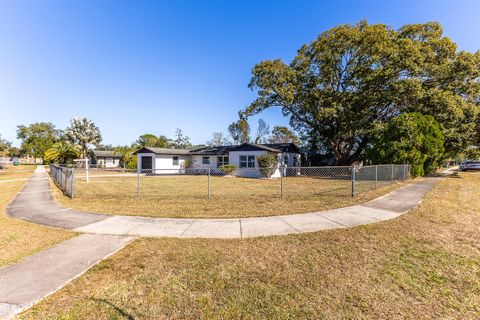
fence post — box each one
[390,164,394,182]
[137,169,140,197]
[280,166,284,198]
[71,168,75,198]
[208,169,211,199]
[375,165,378,189]
[64,168,67,191]
[351,165,356,197]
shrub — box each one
[182,159,191,168]
[219,164,236,175]
[126,156,137,169]
[257,154,278,178]
[366,112,444,177]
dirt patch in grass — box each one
[53,174,407,218]
[21,172,480,319]
[0,168,74,267]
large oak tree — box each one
[242,21,480,164]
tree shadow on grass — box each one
[90,298,135,320]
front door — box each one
[141,156,153,170]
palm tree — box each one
[114,146,134,170]
[64,118,102,159]
[44,141,81,164]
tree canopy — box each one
[171,129,192,149]
[64,118,102,158]
[44,141,81,164]
[242,21,480,164]
[269,126,300,144]
[135,134,171,148]
[207,132,230,146]
[254,119,270,143]
[0,134,12,154]
[366,113,445,177]
[228,119,250,144]
[16,122,60,160]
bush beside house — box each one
[257,154,278,178]
[219,164,236,175]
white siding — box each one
[154,154,187,174]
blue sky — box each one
[1,0,479,147]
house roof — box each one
[132,147,191,155]
[263,143,302,154]
[91,150,121,158]
[231,143,282,153]
[189,145,237,155]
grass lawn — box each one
[0,164,37,181]
[21,171,480,319]
[54,173,406,218]
[0,166,74,267]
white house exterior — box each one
[133,143,302,178]
[89,150,122,168]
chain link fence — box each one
[49,164,75,198]
[65,164,410,200]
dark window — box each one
[141,156,153,170]
[217,155,229,167]
[202,156,210,165]
[240,155,255,168]
[173,156,179,166]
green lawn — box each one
[21,171,480,319]
[52,173,406,218]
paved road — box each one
[7,166,449,238]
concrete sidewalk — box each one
[0,234,134,319]
[6,166,449,239]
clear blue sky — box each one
[1,0,479,147]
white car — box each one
[460,160,480,171]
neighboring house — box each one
[89,150,122,168]
[133,143,302,177]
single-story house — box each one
[89,150,122,168]
[133,143,302,177]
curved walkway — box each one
[6,166,452,239]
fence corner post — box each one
[351,165,356,197]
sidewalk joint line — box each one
[179,221,195,237]
[315,214,348,227]
[280,218,301,233]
